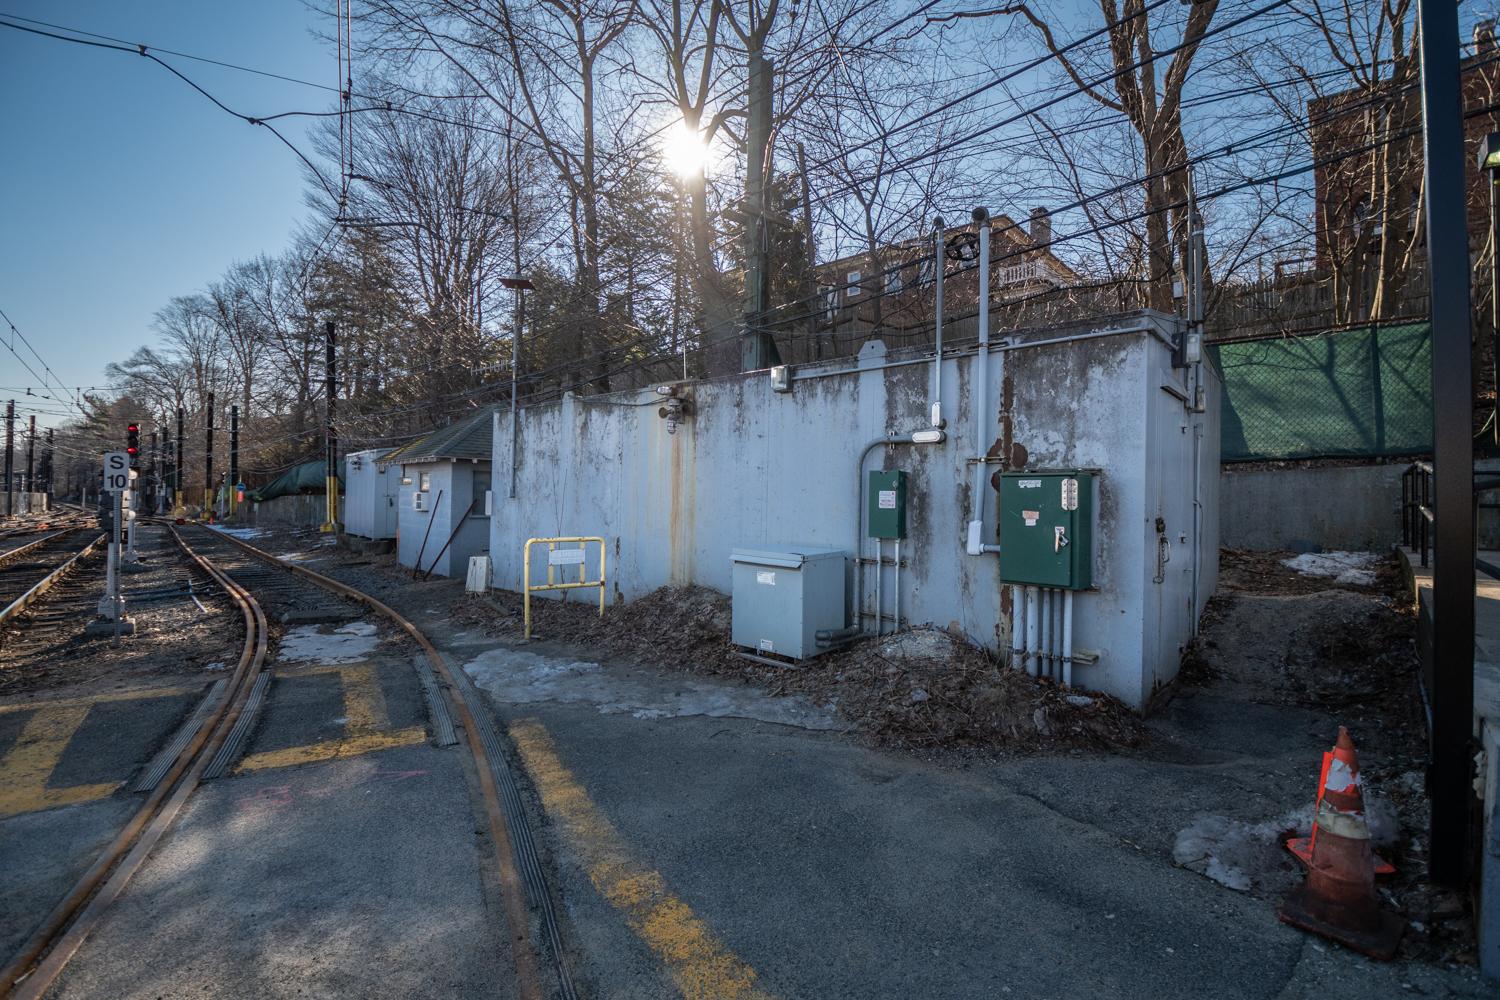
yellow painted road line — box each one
[0,705,117,818]
[340,664,390,734]
[0,684,200,714]
[510,718,775,1000]
[233,726,426,774]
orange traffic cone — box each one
[1286,731,1395,875]
[1278,728,1403,959]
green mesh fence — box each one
[1208,322,1432,462]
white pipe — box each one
[932,217,945,428]
[1040,589,1052,679]
[1052,590,1062,681]
[874,538,883,637]
[1010,585,1025,669]
[1191,421,1203,636]
[966,207,1001,557]
[894,539,901,632]
[1062,591,1074,688]
[1024,586,1039,676]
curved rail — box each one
[0,526,268,998]
[0,534,102,625]
[204,528,564,1000]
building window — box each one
[885,266,904,296]
[419,471,432,492]
[845,271,862,300]
[916,257,935,286]
[820,285,839,321]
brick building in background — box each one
[1308,22,1500,327]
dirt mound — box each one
[792,627,1145,751]
[456,587,1144,753]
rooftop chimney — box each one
[1029,207,1052,249]
[1476,19,1497,54]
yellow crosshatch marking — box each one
[510,718,775,1000]
[0,705,117,818]
[234,662,414,773]
[234,727,426,773]
[0,684,199,714]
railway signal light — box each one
[126,422,140,467]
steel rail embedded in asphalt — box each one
[0,524,268,999]
[204,527,566,1000]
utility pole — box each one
[149,430,158,514]
[43,428,53,501]
[321,321,339,532]
[175,406,184,513]
[3,401,14,516]
[205,393,215,520]
[740,50,781,373]
[1417,0,1476,886]
[796,142,819,360]
[229,404,239,519]
[25,416,36,513]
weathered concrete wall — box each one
[395,460,491,578]
[0,493,50,516]
[1218,464,1405,552]
[491,314,1219,710]
[241,494,341,530]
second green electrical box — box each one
[997,470,1096,589]
[867,470,908,539]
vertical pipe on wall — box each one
[893,539,901,633]
[931,217,945,429]
[1010,585,1025,669]
[1039,588,1052,679]
[966,208,995,557]
[1024,586,1039,676]
[1062,591,1074,688]
[874,538,883,637]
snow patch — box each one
[277,620,380,664]
[208,526,266,540]
[462,646,838,730]
[1281,550,1379,586]
[1172,808,1310,894]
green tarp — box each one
[250,460,344,502]
[1208,322,1432,462]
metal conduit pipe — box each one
[894,539,902,632]
[932,217,946,429]
[1062,591,1074,688]
[1025,585,1039,676]
[965,207,999,557]
[874,537,883,637]
[851,430,945,637]
[1010,584,1025,669]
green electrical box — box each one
[867,470,908,539]
[997,470,1096,589]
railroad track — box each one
[1,524,574,1000]
[0,530,104,629]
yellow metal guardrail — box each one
[523,536,606,639]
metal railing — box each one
[1402,461,1434,566]
[1402,460,1500,568]
[522,536,606,640]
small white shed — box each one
[343,448,399,540]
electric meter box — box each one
[867,470,908,539]
[997,471,1097,590]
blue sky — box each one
[1,1,332,431]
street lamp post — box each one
[500,276,535,500]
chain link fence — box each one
[1208,322,1432,462]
